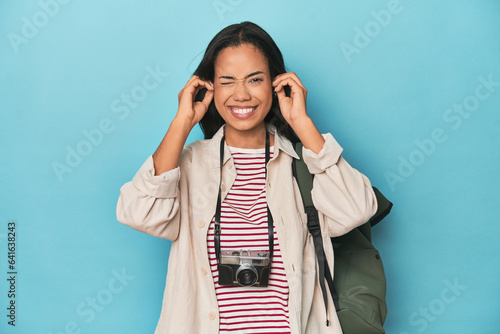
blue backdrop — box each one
[1,1,499,333]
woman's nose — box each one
[232,82,251,101]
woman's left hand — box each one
[272,72,309,130]
[273,72,326,153]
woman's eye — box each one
[219,78,262,86]
[249,78,263,84]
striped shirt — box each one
[207,145,291,333]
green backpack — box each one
[293,142,392,333]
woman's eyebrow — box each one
[218,71,264,80]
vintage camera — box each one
[218,249,271,287]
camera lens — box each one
[236,264,258,286]
[231,251,240,256]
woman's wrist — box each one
[152,116,193,175]
[172,114,196,133]
[291,117,325,154]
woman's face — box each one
[213,43,273,140]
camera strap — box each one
[214,128,274,264]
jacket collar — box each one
[209,124,299,168]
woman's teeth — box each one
[230,107,255,114]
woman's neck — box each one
[224,125,274,149]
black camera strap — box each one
[214,128,274,264]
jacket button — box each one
[202,267,208,275]
[228,161,233,169]
[221,184,226,192]
[208,311,216,320]
[199,220,205,228]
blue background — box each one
[1,1,499,333]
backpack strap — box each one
[368,187,393,227]
[293,142,339,326]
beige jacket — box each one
[116,125,377,333]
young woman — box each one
[117,21,377,333]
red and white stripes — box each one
[207,146,291,333]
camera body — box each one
[218,249,271,287]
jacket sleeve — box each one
[116,155,182,240]
[302,133,378,237]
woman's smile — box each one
[228,105,258,118]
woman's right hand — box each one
[152,76,214,175]
[176,75,214,129]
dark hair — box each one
[194,21,298,143]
